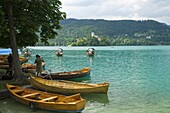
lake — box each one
[1,46,170,113]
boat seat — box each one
[8,85,16,89]
[22,92,40,98]
[57,94,80,102]
[13,89,24,93]
[38,96,58,102]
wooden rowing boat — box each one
[56,51,63,56]
[30,75,109,94]
[0,56,29,69]
[6,84,86,112]
[0,65,9,69]
[22,62,46,74]
[22,62,45,69]
[0,56,28,63]
[42,67,91,80]
[55,48,63,56]
[0,55,8,59]
[22,48,32,58]
[22,63,35,69]
[20,56,29,64]
[0,56,29,65]
[86,48,95,56]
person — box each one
[7,53,13,76]
[86,50,89,55]
[23,48,32,57]
[34,54,42,77]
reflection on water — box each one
[87,56,94,66]
[81,94,109,104]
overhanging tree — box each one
[0,0,66,83]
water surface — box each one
[1,46,170,113]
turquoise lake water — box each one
[1,46,170,113]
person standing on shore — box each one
[8,53,12,69]
[34,54,42,77]
[7,53,13,76]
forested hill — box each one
[47,19,170,46]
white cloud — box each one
[61,0,170,25]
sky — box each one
[61,0,170,25]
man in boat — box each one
[23,48,32,57]
[34,54,42,77]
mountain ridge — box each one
[46,18,170,46]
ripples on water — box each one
[1,46,170,113]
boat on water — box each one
[30,75,109,94]
[41,67,91,80]
[86,48,95,56]
[22,48,32,58]
[22,63,36,69]
[22,62,46,74]
[55,48,63,56]
[6,84,86,112]
[22,62,45,69]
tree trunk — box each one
[6,0,28,84]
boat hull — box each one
[6,84,86,112]
[30,75,109,94]
[45,68,91,80]
[0,56,28,69]
[56,52,63,56]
